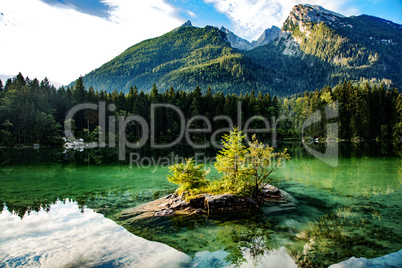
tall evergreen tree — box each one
[72,76,86,104]
[71,77,87,130]
[87,86,97,102]
[126,85,138,112]
[149,83,160,103]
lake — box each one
[0,142,401,267]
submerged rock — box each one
[261,189,298,215]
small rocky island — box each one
[118,185,297,222]
[119,129,295,223]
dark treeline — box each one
[0,73,401,146]
[281,82,402,140]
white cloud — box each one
[204,0,359,40]
[0,0,182,85]
[186,10,197,18]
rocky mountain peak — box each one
[221,26,280,51]
[252,26,281,47]
[181,20,193,27]
[283,4,345,31]
[220,26,254,50]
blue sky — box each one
[0,0,401,85]
[355,0,402,25]
[39,0,402,34]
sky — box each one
[0,0,401,86]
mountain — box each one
[79,5,402,95]
[245,4,402,94]
[284,4,346,28]
[80,21,266,95]
[220,26,252,50]
[220,26,280,50]
[180,20,193,27]
[251,26,281,48]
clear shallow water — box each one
[274,152,402,266]
[0,143,401,267]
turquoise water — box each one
[274,151,402,266]
[0,143,401,267]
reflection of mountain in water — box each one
[0,200,298,267]
[0,200,189,267]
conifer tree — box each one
[214,127,250,194]
[72,76,86,104]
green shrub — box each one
[167,158,210,200]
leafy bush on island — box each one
[167,128,290,201]
[167,158,210,198]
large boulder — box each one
[261,190,298,215]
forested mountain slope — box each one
[81,22,263,95]
[246,4,402,95]
[79,5,401,95]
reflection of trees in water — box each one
[0,149,177,217]
[0,141,400,167]
[283,141,402,160]
[0,146,216,217]
[2,187,174,219]
[217,220,274,267]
